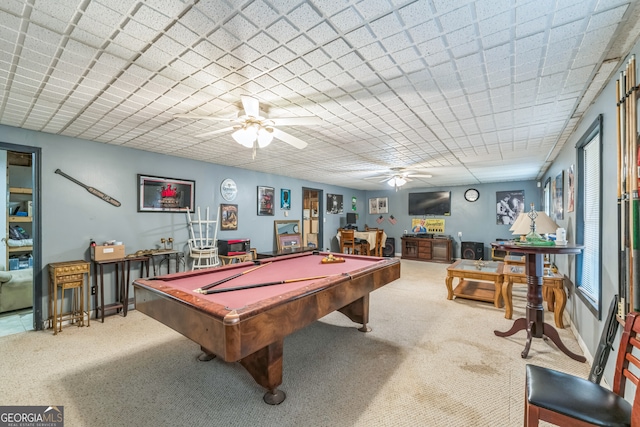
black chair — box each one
[524,311,640,426]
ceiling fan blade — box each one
[364,175,389,181]
[241,95,260,118]
[270,116,322,126]
[272,128,308,149]
[408,174,433,178]
[195,126,237,138]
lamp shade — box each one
[509,212,528,233]
[511,210,559,236]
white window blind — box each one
[579,135,600,302]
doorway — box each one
[0,143,41,336]
[302,188,323,251]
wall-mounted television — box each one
[408,191,451,216]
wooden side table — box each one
[502,265,566,328]
[48,260,90,335]
[93,256,149,322]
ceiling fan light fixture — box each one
[257,127,274,147]
[388,176,407,187]
[232,127,255,148]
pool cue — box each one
[617,76,628,316]
[202,275,332,295]
[195,262,271,293]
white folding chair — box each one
[186,206,220,270]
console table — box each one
[492,242,585,362]
[401,236,452,263]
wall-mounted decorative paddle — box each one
[55,169,121,207]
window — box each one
[575,115,602,318]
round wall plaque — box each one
[220,178,238,201]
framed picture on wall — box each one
[496,190,525,225]
[368,197,389,214]
[544,177,551,216]
[281,189,291,210]
[137,174,195,212]
[257,186,274,216]
[326,194,343,214]
[567,165,575,213]
[554,171,564,220]
[220,204,238,230]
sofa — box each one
[0,268,33,314]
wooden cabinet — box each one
[401,236,452,263]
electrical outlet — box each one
[91,286,96,295]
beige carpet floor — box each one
[0,259,590,426]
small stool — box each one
[48,261,90,335]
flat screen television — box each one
[408,191,451,216]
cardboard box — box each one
[91,245,125,261]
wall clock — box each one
[464,188,480,202]
[220,178,238,201]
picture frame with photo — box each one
[496,190,525,225]
[220,204,238,230]
[368,197,389,214]
[553,171,564,220]
[257,186,275,216]
[137,174,195,213]
[326,194,344,214]
[281,189,291,210]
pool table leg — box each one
[338,294,371,332]
[197,346,216,362]
[239,340,286,405]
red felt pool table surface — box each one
[133,251,400,404]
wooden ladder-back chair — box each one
[524,311,640,426]
[186,206,220,270]
[373,229,384,257]
[339,229,357,254]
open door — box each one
[0,145,40,335]
[302,188,322,251]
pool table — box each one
[133,251,400,404]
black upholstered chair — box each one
[524,311,640,426]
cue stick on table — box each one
[202,275,333,295]
[195,262,271,293]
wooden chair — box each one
[524,311,640,426]
[373,229,384,256]
[339,229,357,254]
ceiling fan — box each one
[364,167,433,191]
[174,95,321,157]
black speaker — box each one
[461,242,484,260]
[383,237,395,257]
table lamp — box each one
[511,203,559,246]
